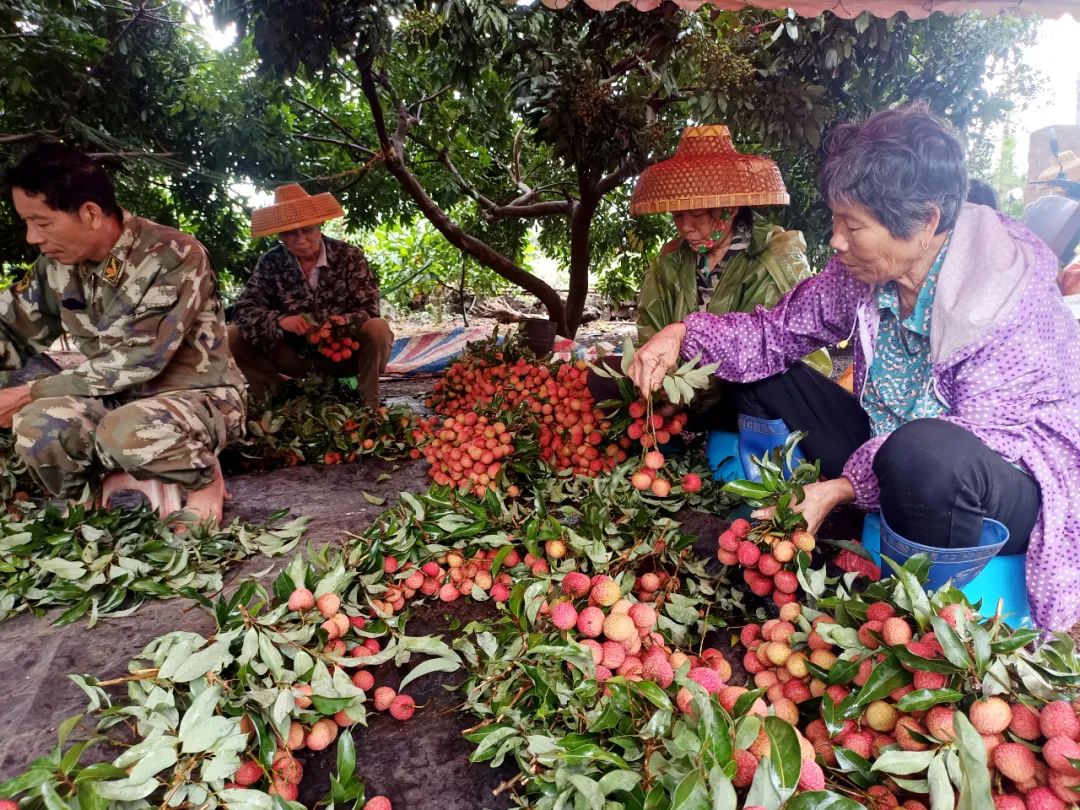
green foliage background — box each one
[0,1,1041,308]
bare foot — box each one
[184,461,225,526]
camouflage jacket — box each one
[0,216,246,408]
[232,237,381,352]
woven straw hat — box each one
[631,125,789,216]
[250,184,344,238]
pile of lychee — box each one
[716,518,815,607]
[423,353,626,479]
[414,411,515,497]
[374,549,519,611]
[306,314,362,362]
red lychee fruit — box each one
[650,478,672,498]
[551,602,578,631]
[561,572,591,599]
[681,473,702,493]
[580,639,603,665]
[913,670,948,691]
[1009,703,1042,741]
[839,729,874,759]
[316,592,341,618]
[895,717,930,752]
[971,697,1013,735]
[1042,735,1080,774]
[600,641,626,670]
[1041,701,1080,741]
[992,796,1025,810]
[389,694,416,721]
[287,587,315,611]
[363,798,393,810]
[993,742,1038,782]
[773,571,799,594]
[737,541,761,567]
[687,667,724,695]
[233,759,263,787]
[490,583,510,602]
[881,617,913,646]
[270,780,299,801]
[730,518,752,538]
[926,706,957,741]
[1024,787,1067,810]
[866,602,897,623]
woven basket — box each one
[251,184,344,238]
[631,125,789,216]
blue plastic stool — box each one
[861,513,1030,627]
[705,431,744,482]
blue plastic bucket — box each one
[861,512,1030,626]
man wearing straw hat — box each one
[0,144,244,522]
[229,184,393,407]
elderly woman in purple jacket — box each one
[630,106,1080,632]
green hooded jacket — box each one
[635,218,831,376]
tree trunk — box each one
[564,193,599,338]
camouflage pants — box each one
[11,389,243,498]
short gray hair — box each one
[820,105,968,239]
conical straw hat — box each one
[250,184,344,238]
[631,125,789,216]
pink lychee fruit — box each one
[316,592,341,618]
[602,613,636,643]
[730,518,752,538]
[628,603,657,630]
[363,798,393,810]
[576,606,604,638]
[1024,787,1067,810]
[1041,701,1080,741]
[733,749,757,787]
[305,718,338,751]
[925,706,957,742]
[600,641,626,670]
[287,587,315,611]
[373,686,397,712]
[1042,735,1080,774]
[1009,703,1042,741]
[993,742,1038,782]
[799,760,825,791]
[688,667,724,695]
[551,602,578,631]
[970,697,1013,735]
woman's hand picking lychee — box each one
[751,478,855,536]
[628,322,686,395]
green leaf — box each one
[853,654,910,707]
[929,616,972,670]
[782,793,864,810]
[706,766,737,810]
[361,491,386,505]
[927,752,955,810]
[895,689,964,712]
[335,731,356,782]
[398,656,460,691]
[597,770,640,797]
[764,716,801,791]
[871,749,936,776]
[952,712,993,810]
[670,770,710,810]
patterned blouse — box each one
[862,238,950,436]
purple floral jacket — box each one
[682,204,1080,631]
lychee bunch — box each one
[716,518,814,607]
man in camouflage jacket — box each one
[0,144,244,519]
[229,195,393,408]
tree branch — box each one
[292,132,377,158]
[0,130,59,145]
[288,95,370,150]
[357,63,568,334]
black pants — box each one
[734,367,1040,554]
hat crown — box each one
[675,125,736,157]
[274,184,309,203]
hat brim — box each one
[251,211,342,239]
[631,191,790,216]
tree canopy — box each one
[1,0,1038,333]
